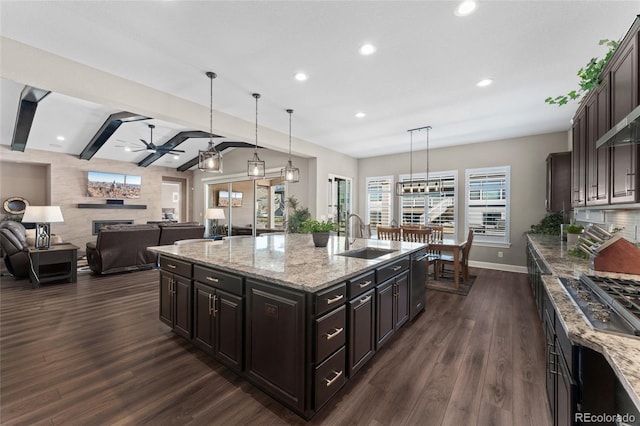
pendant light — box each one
[247,93,266,178]
[281,109,300,183]
[395,126,430,196]
[198,71,223,173]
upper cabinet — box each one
[572,15,640,207]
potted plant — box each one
[285,196,310,234]
[299,219,337,247]
[566,224,584,246]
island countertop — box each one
[528,234,640,410]
[148,233,425,292]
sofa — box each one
[157,222,205,245]
[0,221,29,278]
[86,222,205,275]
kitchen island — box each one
[527,234,640,423]
[148,233,426,419]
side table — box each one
[28,243,79,289]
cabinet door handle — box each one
[391,265,402,272]
[206,276,220,283]
[325,327,344,340]
[326,294,344,304]
[212,295,218,317]
[324,370,343,387]
[359,280,372,288]
[208,293,214,315]
[166,264,177,269]
[359,295,371,305]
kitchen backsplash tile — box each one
[576,209,640,243]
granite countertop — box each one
[528,234,640,410]
[148,233,425,292]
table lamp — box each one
[21,205,64,249]
[206,208,225,238]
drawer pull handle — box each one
[325,370,343,387]
[359,280,372,288]
[326,294,344,304]
[359,295,371,304]
[206,276,220,283]
[391,265,402,272]
[325,327,344,340]
[166,264,177,269]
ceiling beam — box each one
[79,112,149,160]
[137,131,216,167]
[11,86,51,152]
[176,141,257,172]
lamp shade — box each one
[21,206,64,223]
[206,208,225,220]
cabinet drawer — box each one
[315,305,346,363]
[314,283,347,316]
[376,256,410,283]
[194,265,243,296]
[159,256,192,278]
[314,346,346,409]
[347,270,375,298]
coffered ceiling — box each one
[0,1,638,167]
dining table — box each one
[430,236,468,288]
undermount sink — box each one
[338,247,396,259]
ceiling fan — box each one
[118,124,185,155]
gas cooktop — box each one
[558,274,640,338]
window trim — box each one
[464,166,511,245]
[365,175,394,234]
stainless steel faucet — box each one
[345,213,364,251]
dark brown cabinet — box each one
[586,81,610,205]
[376,270,409,349]
[193,282,243,372]
[159,256,192,340]
[571,106,587,208]
[546,152,572,212]
[245,279,307,413]
[347,288,375,377]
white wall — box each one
[358,132,569,269]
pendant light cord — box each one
[253,93,260,154]
[287,109,293,160]
[209,73,214,146]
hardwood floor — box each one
[0,267,551,425]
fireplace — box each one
[92,219,134,235]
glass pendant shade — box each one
[198,71,223,173]
[248,93,266,178]
[248,151,266,178]
[281,109,300,183]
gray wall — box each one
[357,132,569,270]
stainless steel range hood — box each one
[596,104,640,149]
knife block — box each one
[592,236,640,275]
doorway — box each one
[328,174,352,236]
[161,178,186,222]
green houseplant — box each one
[565,224,584,246]
[545,39,619,106]
[285,196,310,234]
[299,219,337,247]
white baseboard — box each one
[469,260,527,274]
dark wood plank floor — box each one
[0,267,551,425]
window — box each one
[366,176,393,236]
[399,171,457,234]
[465,166,510,245]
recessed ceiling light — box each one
[359,43,377,56]
[124,146,131,152]
[173,155,180,160]
[476,78,493,87]
[455,0,478,16]
[294,72,308,81]
[355,112,366,118]
[56,135,65,141]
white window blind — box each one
[465,166,510,244]
[366,176,393,236]
[399,172,457,235]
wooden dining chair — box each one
[435,228,474,285]
[377,226,401,241]
[401,226,431,243]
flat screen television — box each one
[87,171,142,199]
[218,190,243,207]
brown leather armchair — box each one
[86,224,161,274]
[157,222,205,245]
[0,221,30,278]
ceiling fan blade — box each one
[140,138,153,149]
[166,148,185,153]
